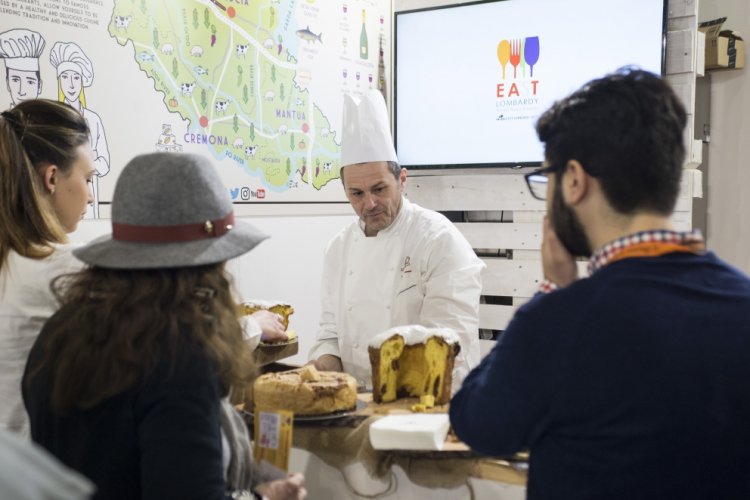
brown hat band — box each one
[112,211,235,243]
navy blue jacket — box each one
[451,252,750,499]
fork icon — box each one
[510,39,522,79]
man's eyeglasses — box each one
[524,166,556,201]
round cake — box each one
[253,366,358,416]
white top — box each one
[309,198,485,393]
[0,427,94,499]
[367,325,460,349]
[0,245,82,438]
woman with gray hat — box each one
[0,99,96,439]
[22,153,306,500]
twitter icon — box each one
[230,188,239,200]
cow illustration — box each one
[180,82,196,97]
[236,44,250,58]
[323,162,333,173]
[215,101,229,115]
[245,146,259,158]
[114,16,132,32]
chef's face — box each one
[343,161,406,236]
[60,70,82,103]
[6,68,42,106]
[45,143,96,233]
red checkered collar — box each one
[588,229,704,275]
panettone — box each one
[239,300,294,330]
[253,366,357,416]
[368,326,460,405]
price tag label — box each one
[254,409,293,472]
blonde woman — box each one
[0,99,95,437]
[50,41,109,218]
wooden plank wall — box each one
[404,170,699,341]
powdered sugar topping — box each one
[368,325,461,349]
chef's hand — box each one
[254,473,306,500]
[250,311,288,343]
[542,215,578,288]
[306,354,343,372]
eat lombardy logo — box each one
[496,36,540,98]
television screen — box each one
[395,0,666,168]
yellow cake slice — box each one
[368,326,461,406]
[238,300,295,330]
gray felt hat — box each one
[74,153,268,269]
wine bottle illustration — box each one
[360,10,368,60]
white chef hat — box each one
[340,90,398,168]
[50,42,94,87]
[0,29,46,72]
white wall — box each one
[699,1,750,273]
[69,213,356,365]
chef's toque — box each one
[50,42,94,87]
[0,29,46,72]
[341,90,398,168]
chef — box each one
[49,42,109,219]
[308,90,484,391]
[0,29,45,108]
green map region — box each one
[109,0,341,191]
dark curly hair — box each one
[536,68,687,216]
[26,263,256,414]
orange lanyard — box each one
[607,240,705,267]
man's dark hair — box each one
[536,68,686,216]
[340,161,401,184]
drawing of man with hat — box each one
[0,29,46,108]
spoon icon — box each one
[497,40,510,79]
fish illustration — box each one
[296,26,322,44]
[194,66,209,75]
[137,51,155,63]
[294,98,305,106]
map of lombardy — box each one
[108,0,341,191]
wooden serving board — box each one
[254,339,299,366]
[354,393,450,417]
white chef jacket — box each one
[0,245,82,438]
[309,198,485,392]
[81,107,109,219]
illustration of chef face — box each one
[343,161,407,236]
[6,68,42,106]
[60,69,82,102]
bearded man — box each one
[450,69,750,499]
